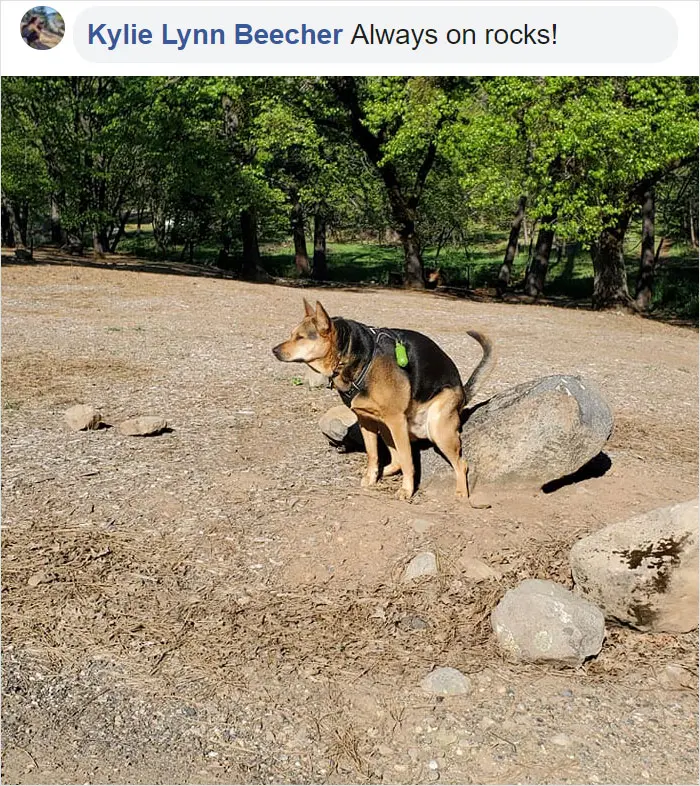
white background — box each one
[1,0,699,75]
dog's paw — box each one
[361,472,379,488]
[395,487,414,501]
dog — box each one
[425,268,445,290]
[272,300,494,503]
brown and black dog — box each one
[273,300,494,502]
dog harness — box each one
[329,326,406,406]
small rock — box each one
[434,730,458,746]
[570,499,698,632]
[657,663,695,690]
[411,518,435,534]
[403,552,438,582]
[306,367,328,389]
[399,615,429,631]
[550,733,572,747]
[377,744,394,757]
[421,667,472,696]
[459,555,503,581]
[318,405,362,448]
[491,579,605,665]
[65,404,102,431]
[117,416,168,436]
[428,759,440,771]
[27,571,48,587]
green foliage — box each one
[1,75,697,316]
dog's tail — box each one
[463,331,495,405]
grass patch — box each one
[115,226,697,321]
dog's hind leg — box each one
[430,412,490,508]
[429,405,469,498]
[382,441,402,477]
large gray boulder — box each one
[319,375,614,491]
[570,500,698,633]
[491,579,606,665]
[423,374,613,491]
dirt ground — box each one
[1,250,698,785]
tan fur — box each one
[273,300,492,504]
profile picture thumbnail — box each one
[20,6,65,50]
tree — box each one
[635,188,656,310]
[3,77,156,255]
[497,195,527,295]
[326,77,466,288]
[524,77,698,309]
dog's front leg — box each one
[358,422,380,488]
[384,415,414,500]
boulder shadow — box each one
[542,452,612,494]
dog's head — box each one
[272,299,336,374]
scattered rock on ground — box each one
[318,405,363,448]
[117,416,168,437]
[459,554,503,581]
[65,404,102,431]
[570,499,698,633]
[491,579,605,665]
[305,367,328,389]
[421,667,472,696]
[423,375,614,491]
[399,615,429,631]
[410,518,434,535]
[657,663,695,690]
[403,552,438,582]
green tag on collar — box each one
[395,341,409,367]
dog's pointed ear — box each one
[303,298,315,318]
[314,301,331,335]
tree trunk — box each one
[327,78,432,289]
[497,195,527,295]
[312,210,328,280]
[398,219,424,289]
[50,195,63,245]
[291,200,310,276]
[1,194,28,248]
[634,189,656,310]
[524,215,556,297]
[109,209,131,253]
[1,200,15,247]
[592,212,633,310]
[690,198,698,249]
[240,208,261,278]
[92,228,109,258]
